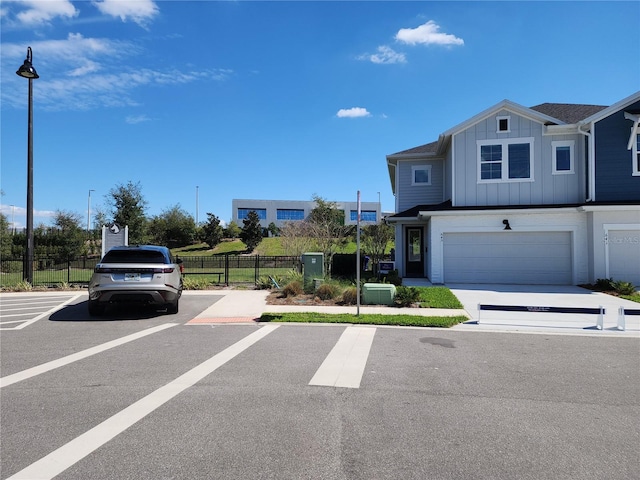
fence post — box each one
[255,255,259,284]
[224,253,229,286]
[67,257,71,284]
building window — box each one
[350,210,377,222]
[477,138,534,182]
[238,208,266,220]
[276,209,305,220]
[411,165,432,186]
[496,115,511,133]
[634,133,640,176]
[552,140,575,174]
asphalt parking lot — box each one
[1,291,639,479]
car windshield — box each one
[101,250,167,264]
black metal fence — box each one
[0,255,301,288]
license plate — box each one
[124,273,141,282]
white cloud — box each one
[93,0,158,27]
[396,20,464,47]
[359,45,406,65]
[125,114,151,124]
[13,0,78,25]
[336,107,371,118]
[1,35,232,111]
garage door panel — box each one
[443,232,572,285]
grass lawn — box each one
[416,286,464,309]
[259,312,468,328]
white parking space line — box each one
[309,326,376,389]
[0,323,178,388]
[7,324,279,480]
[0,294,83,331]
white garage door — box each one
[443,232,572,284]
[607,230,640,285]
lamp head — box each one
[16,47,39,79]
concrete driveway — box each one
[446,284,640,335]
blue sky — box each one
[1,0,639,230]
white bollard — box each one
[617,306,626,331]
[596,306,604,330]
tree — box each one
[0,213,11,261]
[107,181,148,244]
[361,223,394,274]
[239,210,263,253]
[267,222,280,237]
[280,221,314,258]
[224,220,241,239]
[201,213,224,249]
[307,195,353,273]
[52,210,85,260]
[148,205,196,248]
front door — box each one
[405,227,424,277]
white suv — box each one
[88,245,183,315]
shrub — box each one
[13,281,33,292]
[341,286,359,305]
[183,277,213,290]
[394,286,420,307]
[282,280,303,297]
[382,269,402,286]
[595,278,614,290]
[613,280,636,296]
[256,275,283,290]
[316,283,338,300]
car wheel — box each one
[88,300,105,316]
[166,298,179,314]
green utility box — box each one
[362,283,396,306]
[301,253,324,288]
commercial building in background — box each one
[231,199,383,229]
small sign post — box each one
[101,224,128,259]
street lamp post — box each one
[196,186,199,226]
[10,205,15,234]
[16,47,39,284]
[87,189,95,232]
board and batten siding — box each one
[594,99,640,202]
[452,110,585,207]
[396,159,444,212]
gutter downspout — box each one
[578,122,594,202]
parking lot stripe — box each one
[309,326,376,389]
[0,323,178,388]
[6,324,279,480]
[0,294,82,331]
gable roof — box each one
[578,90,640,125]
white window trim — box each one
[552,140,575,175]
[633,131,640,176]
[476,137,535,183]
[496,115,511,133]
[411,165,432,186]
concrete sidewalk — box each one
[185,287,640,336]
[188,289,467,324]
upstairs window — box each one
[238,208,266,220]
[411,165,432,186]
[477,138,534,183]
[276,209,304,220]
[496,115,511,133]
[350,210,377,222]
[552,140,575,174]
